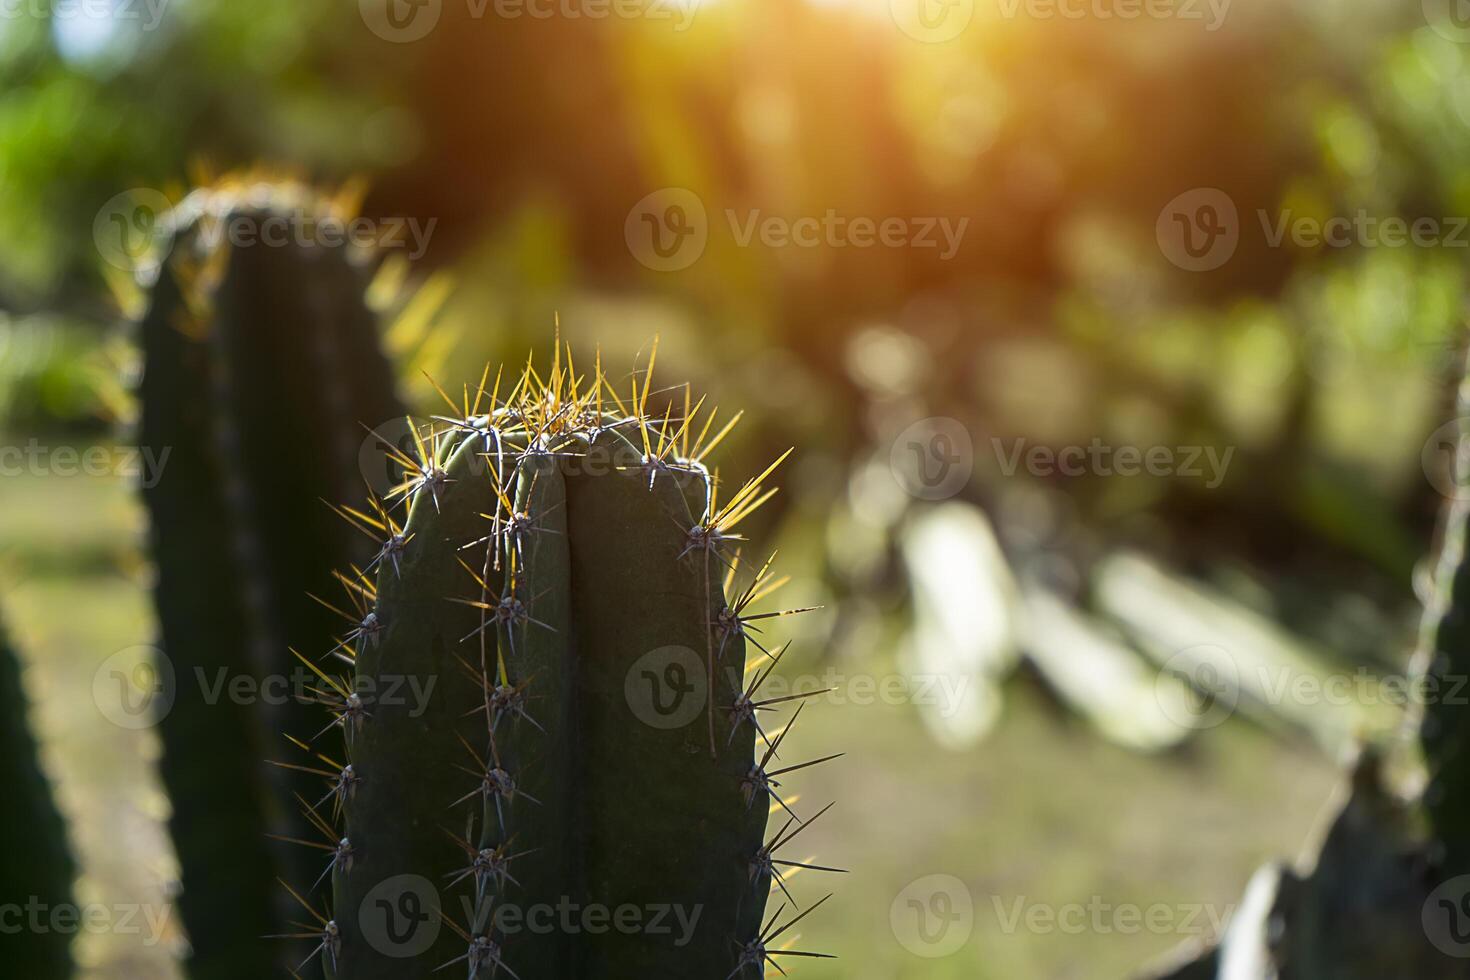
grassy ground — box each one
[1,453,1343,979]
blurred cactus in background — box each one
[1141,353,1470,980]
[133,176,404,978]
[0,603,75,978]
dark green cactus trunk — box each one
[137,195,404,978]
[0,608,75,978]
[314,361,827,978]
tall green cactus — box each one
[0,606,75,978]
[288,350,837,978]
[135,179,404,978]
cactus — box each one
[0,604,76,978]
[1415,374,1470,884]
[286,348,838,978]
[1139,354,1470,980]
[135,179,404,978]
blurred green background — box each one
[4,0,1470,975]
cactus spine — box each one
[0,606,75,978]
[296,349,838,978]
[136,179,404,978]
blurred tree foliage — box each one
[4,0,1467,657]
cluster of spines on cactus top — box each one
[274,342,842,978]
